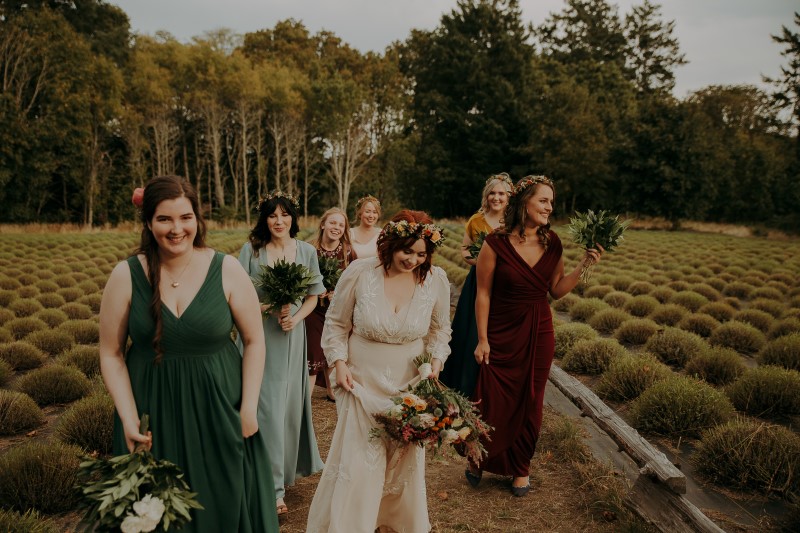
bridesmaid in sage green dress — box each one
[100,175,278,532]
[238,191,325,520]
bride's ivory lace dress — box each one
[306,257,451,533]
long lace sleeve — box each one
[424,266,452,364]
[321,259,362,366]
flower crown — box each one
[356,195,381,210]
[486,172,514,190]
[132,187,144,208]
[514,175,554,196]
[382,220,445,248]
[258,190,299,211]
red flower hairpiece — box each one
[132,187,144,208]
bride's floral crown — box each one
[486,172,514,190]
[514,175,554,196]
[382,220,445,248]
[258,190,300,211]
[356,195,381,210]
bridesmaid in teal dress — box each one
[237,191,325,520]
[100,175,279,532]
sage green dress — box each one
[112,252,279,533]
[237,240,325,499]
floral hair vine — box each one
[486,172,514,190]
[259,190,299,211]
[132,187,145,208]
[514,175,554,196]
[382,220,445,248]
[356,195,381,209]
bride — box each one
[306,210,452,533]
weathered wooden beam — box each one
[548,365,687,494]
[625,476,726,533]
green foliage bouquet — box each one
[466,231,488,260]
[255,259,316,316]
[317,256,343,307]
[567,209,630,283]
[76,415,202,532]
[371,354,492,465]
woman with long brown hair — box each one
[99,175,278,531]
[469,176,603,496]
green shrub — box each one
[55,393,114,454]
[15,364,92,406]
[554,322,598,359]
[0,390,45,435]
[614,318,660,345]
[587,308,632,334]
[768,317,800,340]
[57,344,100,377]
[685,347,746,386]
[562,338,627,375]
[722,297,742,310]
[583,284,614,299]
[52,274,77,288]
[610,275,635,291]
[0,509,58,533]
[551,293,580,312]
[59,302,94,320]
[723,281,754,299]
[678,314,720,339]
[77,279,100,294]
[749,298,786,319]
[0,307,14,326]
[0,358,11,386]
[0,277,21,290]
[733,308,776,332]
[602,290,633,308]
[726,366,800,418]
[16,285,39,298]
[35,279,59,293]
[667,280,689,292]
[630,376,734,437]
[709,321,767,355]
[34,292,66,309]
[24,329,75,357]
[750,286,785,302]
[0,289,18,307]
[0,341,47,370]
[644,327,708,367]
[706,278,726,292]
[76,292,102,314]
[0,440,81,513]
[0,327,11,343]
[741,274,765,288]
[34,308,69,328]
[8,297,44,318]
[627,281,656,296]
[568,298,609,322]
[648,303,688,326]
[649,287,677,304]
[688,283,721,302]
[5,316,48,340]
[56,286,83,303]
[17,273,37,286]
[624,294,659,317]
[695,418,800,495]
[758,333,800,371]
[596,354,672,402]
[670,291,709,312]
[59,318,100,344]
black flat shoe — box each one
[511,484,531,497]
[464,468,482,487]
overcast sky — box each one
[110,0,797,98]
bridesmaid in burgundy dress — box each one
[306,208,357,401]
[469,176,603,496]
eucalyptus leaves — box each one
[76,415,202,532]
[567,210,630,283]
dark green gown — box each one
[112,252,279,533]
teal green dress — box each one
[113,252,279,533]
[237,240,325,499]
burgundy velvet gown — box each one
[473,231,563,477]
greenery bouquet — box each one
[76,415,202,532]
[255,258,316,316]
[371,354,492,465]
[317,255,342,307]
[567,209,630,283]
[466,231,488,260]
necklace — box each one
[162,250,194,288]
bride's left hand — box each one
[430,358,443,379]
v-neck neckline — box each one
[264,239,297,267]
[507,235,546,270]
[135,252,218,321]
[381,270,417,317]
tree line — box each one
[1,0,798,231]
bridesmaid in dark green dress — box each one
[100,176,279,533]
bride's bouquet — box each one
[567,209,630,283]
[76,415,202,532]
[371,354,492,464]
[255,258,315,316]
[317,255,343,307]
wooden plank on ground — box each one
[625,476,726,533]
[548,365,686,494]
